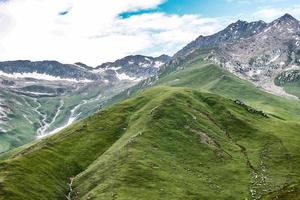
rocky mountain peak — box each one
[156,54,172,62]
[170,13,300,98]
[73,62,94,70]
[262,13,300,37]
[174,18,267,58]
[272,14,299,26]
[94,54,171,82]
[228,20,247,28]
[224,19,267,36]
[204,14,300,98]
[278,13,298,23]
[267,14,299,32]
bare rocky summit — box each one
[175,13,300,98]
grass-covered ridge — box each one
[155,61,300,121]
[0,86,300,199]
[114,51,300,122]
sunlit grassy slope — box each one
[281,81,300,98]
[155,60,300,121]
[112,51,300,121]
[0,87,300,199]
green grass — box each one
[153,58,300,121]
[0,90,40,152]
[110,52,300,122]
[0,87,300,199]
[1,49,300,199]
[281,81,300,98]
[262,184,300,199]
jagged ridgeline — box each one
[0,87,299,199]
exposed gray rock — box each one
[175,19,267,58]
[175,13,300,98]
[0,60,101,81]
[95,54,171,81]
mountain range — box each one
[176,13,300,98]
[0,14,299,200]
[0,55,170,152]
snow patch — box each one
[39,94,103,138]
[154,61,164,68]
[110,66,122,71]
[264,27,272,33]
[267,54,280,64]
[23,114,33,124]
[73,63,88,70]
[37,99,64,138]
[287,28,294,33]
[280,62,285,66]
[0,99,11,122]
[25,91,55,96]
[0,71,92,83]
[92,68,105,73]
[0,127,7,133]
[139,62,150,68]
[116,72,141,81]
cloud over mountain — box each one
[0,0,224,66]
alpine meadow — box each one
[0,0,299,199]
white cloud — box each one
[225,0,251,4]
[0,0,225,66]
[253,5,300,22]
[226,0,286,3]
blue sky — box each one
[122,0,300,21]
[159,0,297,17]
[0,0,299,65]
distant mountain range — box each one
[0,54,171,84]
[0,54,171,152]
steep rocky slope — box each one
[175,14,300,98]
[95,54,171,81]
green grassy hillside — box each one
[280,81,300,98]
[113,52,300,122]
[0,87,300,199]
[155,60,300,121]
[0,90,40,152]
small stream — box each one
[41,93,103,137]
[36,99,64,138]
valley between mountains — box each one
[0,14,300,200]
